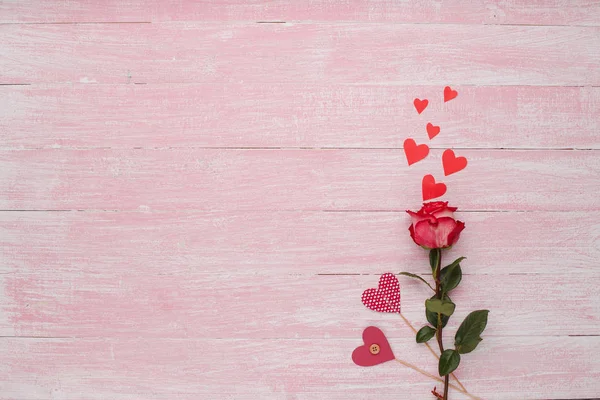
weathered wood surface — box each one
[1,149,599,211]
[2,23,600,85]
[2,84,599,150]
[1,1,599,399]
[1,271,598,338]
[0,211,598,276]
[1,0,600,25]
[0,337,598,400]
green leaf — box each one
[425,298,456,317]
[455,310,489,351]
[426,308,449,328]
[416,326,436,343]
[425,294,451,328]
[439,349,461,376]
[399,272,435,291]
[440,258,464,294]
[429,248,441,274]
[445,256,466,270]
[456,337,483,354]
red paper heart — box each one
[426,123,440,140]
[414,98,428,114]
[442,149,468,176]
[404,138,429,166]
[361,273,400,313]
[422,174,446,201]
[444,86,458,102]
[352,326,395,367]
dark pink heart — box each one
[362,273,400,313]
[352,326,395,367]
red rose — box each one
[406,201,465,249]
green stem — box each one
[443,375,449,399]
[433,248,449,400]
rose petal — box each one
[413,217,460,249]
[406,210,435,226]
[431,209,455,220]
[421,201,448,214]
[432,217,460,248]
[447,220,465,247]
[411,220,439,249]
[422,201,456,215]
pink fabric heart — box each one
[361,273,400,313]
[352,326,395,367]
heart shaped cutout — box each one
[414,98,428,114]
[422,174,446,201]
[442,149,467,176]
[352,326,395,367]
[404,138,429,166]
[362,273,400,313]
[444,86,458,102]
[426,123,440,140]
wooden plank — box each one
[0,211,597,276]
[1,1,600,25]
[1,272,598,338]
[1,149,599,211]
[1,23,599,85]
[2,84,599,149]
[0,336,598,399]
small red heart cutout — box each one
[442,149,468,176]
[422,174,446,201]
[404,138,429,166]
[352,326,395,367]
[444,86,458,102]
[362,273,400,313]
[426,123,440,140]
[413,98,428,114]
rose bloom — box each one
[406,201,465,249]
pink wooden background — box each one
[1,1,599,399]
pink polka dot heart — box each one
[361,273,401,313]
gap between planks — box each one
[1,22,600,28]
[1,147,599,150]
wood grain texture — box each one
[2,84,599,149]
[0,211,597,276]
[1,1,599,398]
[0,337,598,400]
[1,0,600,25]
[1,149,598,211]
[2,23,600,85]
[1,271,598,338]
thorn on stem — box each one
[431,386,444,399]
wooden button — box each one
[369,344,380,355]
